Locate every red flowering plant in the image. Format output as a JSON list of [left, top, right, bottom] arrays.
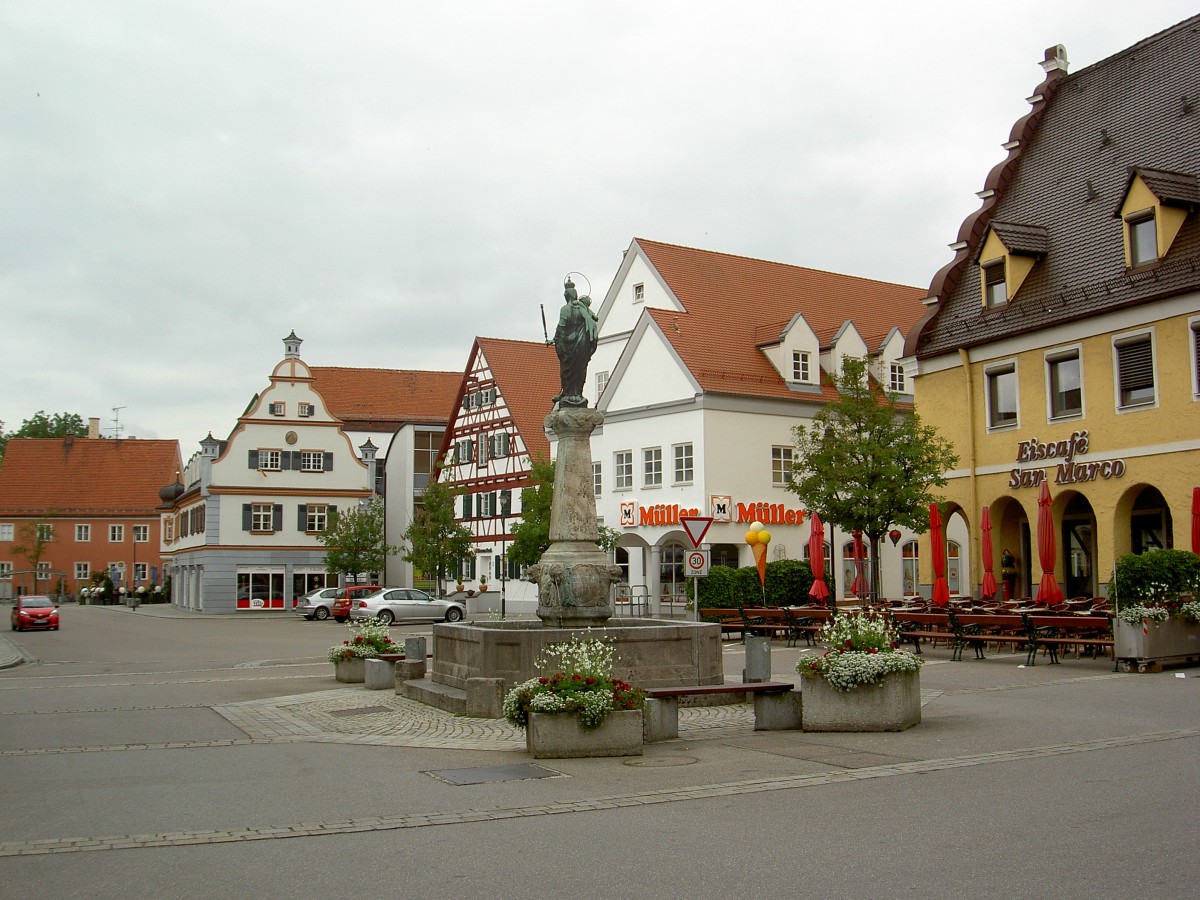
[[503, 631, 645, 730], [327, 617, 400, 664], [796, 609, 921, 692]]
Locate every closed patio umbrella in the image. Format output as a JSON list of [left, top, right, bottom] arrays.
[[1035, 480, 1064, 605], [1192, 487, 1199, 555], [980, 507, 998, 601], [849, 530, 867, 601], [930, 503, 950, 607], [807, 513, 831, 605]]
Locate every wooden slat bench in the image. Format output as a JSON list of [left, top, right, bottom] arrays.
[[698, 608, 745, 640], [643, 682, 800, 740]]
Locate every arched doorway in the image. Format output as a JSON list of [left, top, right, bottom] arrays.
[[1130, 486, 1173, 554], [1061, 492, 1098, 598], [659, 540, 688, 608]]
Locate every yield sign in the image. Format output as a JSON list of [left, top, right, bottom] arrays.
[[679, 515, 714, 549]]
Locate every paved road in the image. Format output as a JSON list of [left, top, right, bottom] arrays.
[[1, 603, 1197, 899]]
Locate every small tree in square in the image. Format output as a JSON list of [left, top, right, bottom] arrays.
[[318, 498, 397, 582], [402, 477, 473, 597]]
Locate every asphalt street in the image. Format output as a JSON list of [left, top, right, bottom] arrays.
[[1, 602, 1197, 900]]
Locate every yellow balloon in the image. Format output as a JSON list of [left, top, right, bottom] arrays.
[[758, 529, 771, 544], [744, 530, 759, 545]]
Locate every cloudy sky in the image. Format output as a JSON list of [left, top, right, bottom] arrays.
[[3, 1, 1195, 455]]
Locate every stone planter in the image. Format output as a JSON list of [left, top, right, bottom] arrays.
[[1114, 617, 1200, 670], [801, 669, 921, 732], [333, 657, 366, 683], [526, 709, 644, 758]]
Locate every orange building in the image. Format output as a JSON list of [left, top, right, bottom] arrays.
[[0, 436, 181, 598]]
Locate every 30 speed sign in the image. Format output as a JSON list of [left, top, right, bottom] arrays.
[[685, 549, 710, 577]]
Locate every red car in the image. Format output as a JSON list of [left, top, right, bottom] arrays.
[[329, 585, 381, 623], [11, 595, 60, 632]]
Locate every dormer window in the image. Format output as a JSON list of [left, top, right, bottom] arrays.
[[889, 363, 906, 394], [1117, 167, 1198, 269], [791, 350, 811, 382], [977, 222, 1048, 309], [633, 283, 645, 302]]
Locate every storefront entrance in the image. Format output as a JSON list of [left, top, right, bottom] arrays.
[[1061, 493, 1098, 599]]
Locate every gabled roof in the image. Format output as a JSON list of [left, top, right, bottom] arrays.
[[0, 438, 181, 516], [911, 15, 1200, 358], [474, 338, 559, 459], [309, 367, 461, 427], [631, 239, 925, 400], [985, 221, 1051, 257], [1121, 166, 1200, 209]]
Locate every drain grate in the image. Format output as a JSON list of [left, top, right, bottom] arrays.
[[327, 706, 392, 718], [425, 764, 565, 785]]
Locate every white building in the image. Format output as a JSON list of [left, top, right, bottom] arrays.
[[578, 238, 966, 611]]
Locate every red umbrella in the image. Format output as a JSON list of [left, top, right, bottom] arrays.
[[1191, 487, 1200, 555], [930, 503, 950, 607], [849, 531, 867, 600], [980, 507, 998, 601], [1035, 480, 1063, 605], [807, 513, 831, 604]]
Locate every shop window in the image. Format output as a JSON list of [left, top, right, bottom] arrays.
[[986, 364, 1018, 429], [1115, 333, 1155, 409], [771, 447, 792, 486], [1047, 349, 1083, 419]]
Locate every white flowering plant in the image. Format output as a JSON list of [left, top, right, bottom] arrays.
[[1179, 599, 1200, 625], [503, 631, 644, 730], [796, 609, 922, 692], [1114, 605, 1171, 626], [327, 617, 400, 663]]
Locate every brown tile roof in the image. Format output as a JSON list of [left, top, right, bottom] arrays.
[[474, 338, 559, 458], [310, 367, 461, 426], [0, 438, 182, 516], [912, 15, 1200, 358], [986, 221, 1050, 257], [634, 238, 926, 400]]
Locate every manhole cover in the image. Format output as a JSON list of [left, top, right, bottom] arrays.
[[623, 756, 698, 767], [327, 706, 392, 717], [425, 764, 566, 785]]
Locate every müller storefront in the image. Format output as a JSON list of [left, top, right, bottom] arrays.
[[608, 493, 934, 613]]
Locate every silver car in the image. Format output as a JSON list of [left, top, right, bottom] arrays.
[[350, 588, 466, 625], [295, 587, 341, 621]]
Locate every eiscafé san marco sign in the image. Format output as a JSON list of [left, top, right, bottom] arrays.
[[1008, 430, 1126, 488], [619, 495, 808, 528]]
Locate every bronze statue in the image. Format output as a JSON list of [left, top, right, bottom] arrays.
[[552, 276, 598, 406]]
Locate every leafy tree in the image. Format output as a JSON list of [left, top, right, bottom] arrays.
[[0, 411, 86, 462], [508, 456, 555, 568], [788, 357, 958, 601], [1110, 549, 1200, 607], [402, 478, 473, 596], [11, 520, 52, 594], [318, 498, 398, 582]]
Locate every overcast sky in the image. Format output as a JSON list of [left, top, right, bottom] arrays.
[[3, 2, 1195, 456]]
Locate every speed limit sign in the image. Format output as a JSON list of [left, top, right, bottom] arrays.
[[685, 549, 710, 577]]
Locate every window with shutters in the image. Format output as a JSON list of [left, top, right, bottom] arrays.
[[306, 504, 329, 532], [300, 450, 324, 472], [455, 439, 474, 464], [298, 403, 314, 417], [490, 433, 510, 458], [258, 449, 282, 471], [251, 504, 274, 532], [479, 492, 497, 517], [269, 402, 285, 416], [1115, 332, 1156, 409]]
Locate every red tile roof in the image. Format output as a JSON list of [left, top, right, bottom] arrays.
[[475, 338, 559, 458], [635, 239, 926, 400], [0, 438, 182, 516], [310, 367, 461, 426]]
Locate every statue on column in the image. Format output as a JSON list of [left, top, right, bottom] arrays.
[[551, 276, 598, 407]]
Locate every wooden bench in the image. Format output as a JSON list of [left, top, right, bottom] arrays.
[[1020, 612, 1114, 665], [643, 682, 800, 740], [699, 608, 745, 640], [889, 611, 959, 655]]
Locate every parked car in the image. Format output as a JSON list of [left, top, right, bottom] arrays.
[[295, 587, 343, 621], [350, 588, 466, 625], [11, 595, 60, 632], [329, 585, 382, 623]]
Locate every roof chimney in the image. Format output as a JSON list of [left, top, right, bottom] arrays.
[[88, 417, 101, 439]]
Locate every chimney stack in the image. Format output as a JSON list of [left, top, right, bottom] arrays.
[[88, 417, 101, 439]]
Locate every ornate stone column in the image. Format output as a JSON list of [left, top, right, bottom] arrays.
[[529, 406, 621, 627]]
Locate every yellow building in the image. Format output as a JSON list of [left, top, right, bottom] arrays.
[[907, 17, 1200, 601]]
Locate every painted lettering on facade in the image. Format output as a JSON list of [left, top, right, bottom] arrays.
[[1007, 430, 1126, 488], [735, 502, 806, 526], [638, 504, 701, 526]]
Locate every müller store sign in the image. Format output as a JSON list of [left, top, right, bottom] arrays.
[[1008, 430, 1127, 488], [619, 495, 808, 528]]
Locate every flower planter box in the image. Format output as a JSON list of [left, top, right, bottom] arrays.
[[526, 709, 643, 759], [801, 669, 921, 732], [333, 658, 366, 683], [1114, 618, 1200, 670]]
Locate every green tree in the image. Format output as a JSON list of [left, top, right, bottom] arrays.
[[11, 520, 53, 595], [508, 456, 555, 568], [0, 411, 86, 462], [318, 498, 398, 582], [402, 478, 473, 597], [788, 357, 958, 601]]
